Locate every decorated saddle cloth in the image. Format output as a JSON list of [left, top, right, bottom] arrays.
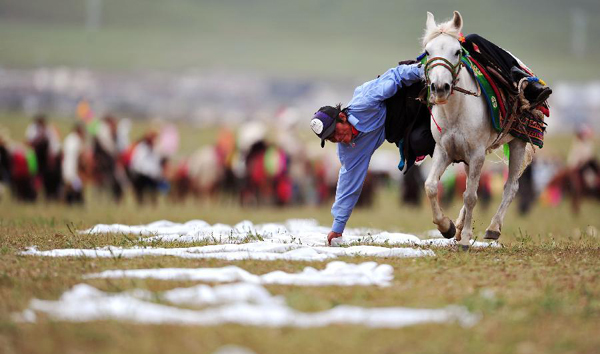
[[460, 52, 546, 148], [420, 49, 547, 148]]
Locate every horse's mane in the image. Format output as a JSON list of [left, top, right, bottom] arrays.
[[421, 17, 461, 48]]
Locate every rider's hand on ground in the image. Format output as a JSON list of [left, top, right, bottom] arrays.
[[327, 231, 342, 246]]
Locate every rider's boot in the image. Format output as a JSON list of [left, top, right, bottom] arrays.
[[511, 66, 552, 105]]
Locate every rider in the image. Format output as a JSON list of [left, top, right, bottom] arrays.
[[310, 63, 434, 245]]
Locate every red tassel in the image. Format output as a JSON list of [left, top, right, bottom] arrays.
[[427, 105, 442, 133], [537, 105, 550, 117]]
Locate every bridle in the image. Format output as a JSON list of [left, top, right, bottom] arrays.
[[425, 56, 463, 91], [420, 38, 482, 134], [423, 46, 481, 98]]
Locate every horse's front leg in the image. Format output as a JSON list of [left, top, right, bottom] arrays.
[[424, 148, 454, 238], [458, 151, 486, 249], [485, 139, 529, 240], [455, 164, 469, 242]]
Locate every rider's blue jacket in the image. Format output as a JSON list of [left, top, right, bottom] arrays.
[[331, 63, 424, 233]]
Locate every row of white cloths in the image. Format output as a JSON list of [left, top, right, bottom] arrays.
[[80, 218, 499, 248], [14, 262, 480, 328], [21, 242, 434, 261], [84, 261, 395, 287]]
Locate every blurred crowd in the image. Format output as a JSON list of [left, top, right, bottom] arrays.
[[0, 114, 342, 207], [0, 114, 598, 214]]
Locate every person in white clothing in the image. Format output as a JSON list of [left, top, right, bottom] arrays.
[[130, 130, 164, 204], [62, 124, 86, 204]]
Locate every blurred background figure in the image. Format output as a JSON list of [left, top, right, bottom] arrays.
[[25, 114, 62, 200], [93, 115, 124, 202], [233, 121, 293, 207], [129, 129, 165, 205], [0, 128, 11, 200], [186, 144, 225, 201], [276, 108, 309, 206], [62, 123, 87, 204], [565, 125, 600, 213], [9, 142, 37, 202], [517, 159, 538, 215], [401, 166, 424, 207], [439, 164, 458, 207], [214, 126, 238, 199], [478, 169, 492, 211], [116, 118, 132, 154], [568, 125, 596, 170]]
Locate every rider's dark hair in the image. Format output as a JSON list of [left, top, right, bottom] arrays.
[[335, 103, 348, 122]]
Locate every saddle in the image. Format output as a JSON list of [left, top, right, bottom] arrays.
[[460, 49, 548, 148]]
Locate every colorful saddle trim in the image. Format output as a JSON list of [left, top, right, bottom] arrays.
[[461, 55, 505, 132]]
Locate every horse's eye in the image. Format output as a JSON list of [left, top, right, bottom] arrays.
[[455, 50, 461, 56]]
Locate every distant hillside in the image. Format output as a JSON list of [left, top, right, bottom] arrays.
[[0, 0, 598, 82]]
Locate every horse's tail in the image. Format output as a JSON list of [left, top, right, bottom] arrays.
[[518, 143, 534, 178]]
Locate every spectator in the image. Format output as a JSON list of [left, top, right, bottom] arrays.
[[25, 114, 62, 200], [401, 165, 424, 206], [10, 143, 37, 202], [0, 128, 11, 200], [130, 130, 164, 204], [62, 123, 87, 204], [93, 115, 124, 202]]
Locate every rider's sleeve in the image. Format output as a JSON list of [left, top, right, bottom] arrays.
[[375, 63, 424, 101]]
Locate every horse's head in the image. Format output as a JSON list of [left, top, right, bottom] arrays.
[[422, 11, 463, 105]]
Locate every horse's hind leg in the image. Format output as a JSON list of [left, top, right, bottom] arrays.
[[457, 152, 486, 248], [425, 148, 454, 237], [485, 139, 529, 240]]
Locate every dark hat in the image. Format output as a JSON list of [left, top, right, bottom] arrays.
[[310, 106, 340, 148]]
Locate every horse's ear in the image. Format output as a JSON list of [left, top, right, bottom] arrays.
[[426, 12, 436, 30], [452, 11, 463, 32]]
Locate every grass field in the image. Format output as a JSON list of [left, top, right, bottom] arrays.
[[0, 184, 599, 353]]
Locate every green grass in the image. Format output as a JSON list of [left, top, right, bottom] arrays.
[[0, 187, 599, 353]]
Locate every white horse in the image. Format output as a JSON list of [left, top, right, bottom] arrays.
[[422, 11, 533, 249]]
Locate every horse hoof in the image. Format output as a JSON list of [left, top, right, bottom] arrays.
[[455, 228, 462, 242], [441, 221, 456, 239], [484, 230, 501, 240], [459, 244, 470, 252]]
